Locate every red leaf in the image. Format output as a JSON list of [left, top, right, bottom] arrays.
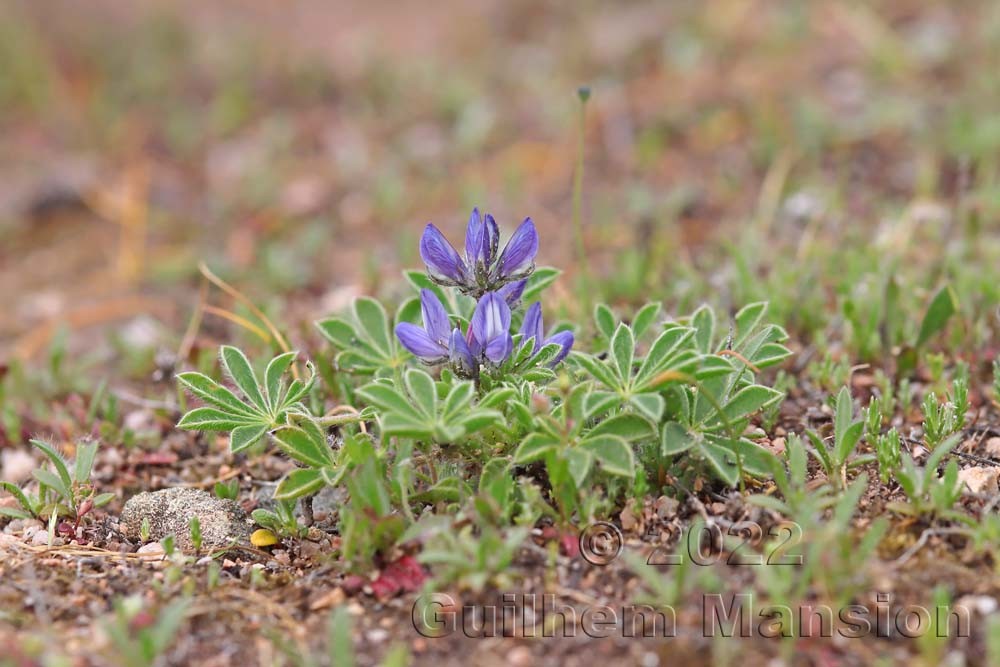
[[370, 555, 426, 600]]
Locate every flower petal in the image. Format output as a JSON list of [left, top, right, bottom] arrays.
[[497, 279, 527, 308], [544, 330, 574, 366], [497, 218, 538, 279], [419, 289, 451, 345], [519, 301, 544, 352], [449, 328, 475, 376], [471, 292, 511, 343], [484, 332, 513, 364], [464, 208, 485, 266], [483, 213, 500, 266], [420, 223, 467, 284], [395, 322, 447, 361]]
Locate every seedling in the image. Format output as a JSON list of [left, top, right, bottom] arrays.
[[0, 439, 114, 524], [805, 387, 874, 490]]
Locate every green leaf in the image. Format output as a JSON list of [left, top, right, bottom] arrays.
[[634, 326, 695, 388], [836, 422, 864, 464], [564, 449, 593, 487], [30, 440, 72, 492], [274, 468, 325, 500], [691, 305, 716, 353], [479, 387, 517, 410], [223, 423, 263, 454], [521, 267, 561, 304], [0, 507, 31, 519], [834, 387, 855, 453], [583, 391, 620, 420], [916, 285, 958, 348], [726, 437, 779, 477], [458, 409, 503, 435], [579, 435, 635, 477], [514, 433, 559, 463], [404, 368, 437, 418], [33, 469, 70, 500], [74, 441, 99, 484], [320, 466, 345, 487], [631, 302, 662, 339], [263, 351, 298, 411], [220, 346, 267, 411], [315, 317, 356, 349], [610, 323, 635, 383], [734, 302, 767, 346], [442, 381, 475, 419], [698, 442, 740, 487], [274, 422, 335, 468], [354, 297, 392, 355], [594, 304, 615, 340], [629, 393, 665, 421], [571, 352, 619, 389], [177, 407, 253, 431], [176, 372, 258, 418], [722, 385, 783, 421], [661, 422, 696, 456], [380, 414, 434, 440], [92, 492, 116, 507], [0, 481, 34, 515], [585, 413, 656, 442], [357, 383, 422, 420]]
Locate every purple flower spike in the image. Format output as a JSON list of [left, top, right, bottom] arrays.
[[497, 279, 527, 308], [517, 301, 574, 367], [395, 289, 452, 363], [420, 224, 467, 286], [419, 209, 537, 296], [469, 292, 513, 364], [497, 218, 538, 280]]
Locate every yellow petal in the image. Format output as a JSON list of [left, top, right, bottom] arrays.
[[251, 529, 279, 547]]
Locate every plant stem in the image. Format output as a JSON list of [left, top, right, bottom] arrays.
[[572, 87, 591, 311]]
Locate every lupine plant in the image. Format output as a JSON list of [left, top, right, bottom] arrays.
[[176, 207, 792, 566]]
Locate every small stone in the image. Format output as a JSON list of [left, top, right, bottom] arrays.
[[366, 628, 389, 643], [654, 496, 679, 519], [958, 467, 1000, 494], [507, 646, 533, 667], [1, 449, 36, 484], [137, 542, 166, 560], [985, 438, 1000, 458], [120, 487, 251, 551], [31, 530, 53, 546], [956, 595, 998, 615], [620, 499, 640, 532]]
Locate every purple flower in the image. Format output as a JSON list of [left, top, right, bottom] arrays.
[[519, 302, 574, 366], [418, 209, 538, 296], [395, 289, 453, 363], [468, 292, 513, 364]]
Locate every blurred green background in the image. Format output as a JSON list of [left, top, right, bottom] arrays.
[[2, 0, 1000, 367]]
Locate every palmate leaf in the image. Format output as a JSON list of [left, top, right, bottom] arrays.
[[177, 347, 315, 454], [316, 297, 403, 376], [359, 370, 503, 445]]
